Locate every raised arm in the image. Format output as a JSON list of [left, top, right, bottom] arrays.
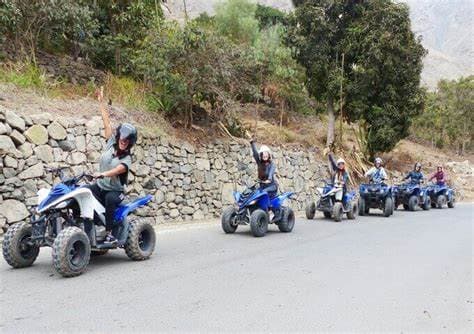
[[328, 153, 337, 172], [250, 140, 260, 163], [97, 87, 112, 140]]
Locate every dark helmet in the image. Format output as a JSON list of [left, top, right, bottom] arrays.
[[115, 123, 137, 151]]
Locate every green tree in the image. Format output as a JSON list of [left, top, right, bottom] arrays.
[[214, 0, 260, 45], [289, 0, 426, 157], [343, 0, 426, 157], [412, 76, 474, 154]]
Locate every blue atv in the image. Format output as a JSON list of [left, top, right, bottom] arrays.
[[393, 182, 431, 211], [2, 167, 156, 277], [305, 180, 358, 222], [426, 183, 455, 209], [221, 182, 295, 237], [358, 183, 394, 217]]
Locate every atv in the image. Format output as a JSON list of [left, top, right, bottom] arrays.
[[305, 180, 358, 222], [393, 182, 431, 211], [2, 167, 156, 277], [221, 181, 295, 237], [358, 182, 394, 217], [426, 183, 455, 209]]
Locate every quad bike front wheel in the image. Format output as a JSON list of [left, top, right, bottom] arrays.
[[422, 197, 431, 211], [358, 197, 366, 216], [346, 201, 357, 220], [408, 196, 419, 211], [125, 220, 156, 261], [448, 197, 455, 208], [383, 197, 393, 217], [52, 227, 91, 277], [278, 207, 295, 232], [2, 222, 40, 268], [250, 209, 269, 237], [333, 202, 344, 222], [221, 206, 238, 233], [436, 195, 447, 209], [305, 201, 316, 220]]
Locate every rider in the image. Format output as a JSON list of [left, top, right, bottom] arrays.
[[404, 162, 424, 185], [328, 153, 349, 202], [250, 139, 278, 198], [365, 157, 387, 184], [428, 165, 447, 186], [90, 89, 137, 243]]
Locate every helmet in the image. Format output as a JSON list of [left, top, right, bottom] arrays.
[[115, 123, 137, 151], [336, 158, 346, 165], [374, 157, 383, 165], [258, 145, 272, 159]]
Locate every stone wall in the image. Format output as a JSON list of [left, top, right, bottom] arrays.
[[0, 107, 326, 234]]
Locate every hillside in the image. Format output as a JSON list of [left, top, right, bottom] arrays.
[[162, 0, 474, 89]]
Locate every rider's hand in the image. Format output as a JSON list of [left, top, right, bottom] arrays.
[[93, 172, 104, 179], [323, 147, 330, 156]]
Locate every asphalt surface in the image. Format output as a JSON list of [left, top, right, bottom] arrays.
[[1, 203, 472, 333]]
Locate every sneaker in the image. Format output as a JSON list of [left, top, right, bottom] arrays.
[[105, 233, 117, 244]]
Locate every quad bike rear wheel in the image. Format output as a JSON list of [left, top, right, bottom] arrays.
[[436, 195, 447, 209], [333, 202, 343, 222], [346, 201, 357, 220], [358, 197, 366, 216], [250, 209, 269, 237], [305, 201, 316, 220], [278, 207, 295, 232], [221, 206, 238, 233], [383, 197, 393, 217], [125, 220, 156, 261], [52, 227, 90, 277], [408, 196, 419, 211], [422, 197, 431, 211], [2, 222, 40, 268]]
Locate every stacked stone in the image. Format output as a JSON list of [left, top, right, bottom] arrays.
[[0, 106, 326, 234]]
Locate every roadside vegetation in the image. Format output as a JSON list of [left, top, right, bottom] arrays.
[[0, 0, 472, 158]]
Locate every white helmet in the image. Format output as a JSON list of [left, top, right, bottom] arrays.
[[336, 158, 345, 165], [375, 157, 383, 165], [258, 145, 272, 157]]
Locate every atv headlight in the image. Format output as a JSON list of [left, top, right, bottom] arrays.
[[420, 191, 423, 196], [248, 200, 257, 205]]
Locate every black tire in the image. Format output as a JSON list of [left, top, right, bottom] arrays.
[[125, 220, 156, 261], [408, 195, 418, 211], [278, 207, 295, 232], [347, 201, 357, 220], [422, 197, 431, 211], [91, 249, 109, 256], [436, 195, 447, 209], [358, 197, 366, 216], [383, 197, 393, 217], [52, 227, 91, 277], [250, 209, 268, 237], [448, 197, 455, 208], [323, 211, 332, 219], [333, 202, 343, 222], [2, 222, 40, 268], [403, 204, 409, 211], [305, 201, 316, 220], [390, 198, 395, 215], [221, 206, 238, 233]]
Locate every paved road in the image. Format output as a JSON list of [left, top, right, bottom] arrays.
[[1, 204, 472, 332]]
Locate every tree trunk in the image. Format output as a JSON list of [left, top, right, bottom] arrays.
[[326, 95, 335, 148]]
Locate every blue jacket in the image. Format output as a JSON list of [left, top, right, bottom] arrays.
[[405, 171, 424, 184]]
